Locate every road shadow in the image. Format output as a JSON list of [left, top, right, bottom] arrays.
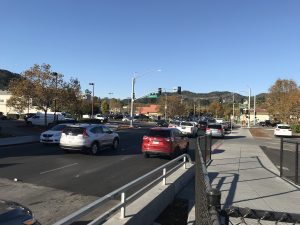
[[212, 149, 225, 154], [224, 136, 246, 140]]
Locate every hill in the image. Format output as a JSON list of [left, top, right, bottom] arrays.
[[0, 69, 20, 90]]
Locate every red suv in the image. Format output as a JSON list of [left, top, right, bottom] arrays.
[[142, 128, 189, 158]]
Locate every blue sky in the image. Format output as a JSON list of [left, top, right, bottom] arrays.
[[1, 0, 300, 99]]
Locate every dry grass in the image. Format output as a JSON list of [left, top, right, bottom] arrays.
[[249, 128, 272, 138]]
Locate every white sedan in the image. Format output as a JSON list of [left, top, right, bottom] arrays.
[[274, 124, 293, 137], [40, 124, 72, 144]]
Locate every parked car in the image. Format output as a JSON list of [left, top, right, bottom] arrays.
[[40, 124, 73, 144], [274, 124, 293, 137], [156, 120, 169, 127], [23, 113, 36, 122], [177, 121, 198, 137], [142, 127, 189, 158], [93, 114, 108, 123], [206, 123, 224, 138], [198, 121, 208, 132], [0, 200, 40, 225], [168, 120, 181, 128], [122, 116, 136, 122], [0, 112, 7, 120], [27, 113, 66, 126], [59, 124, 119, 154]]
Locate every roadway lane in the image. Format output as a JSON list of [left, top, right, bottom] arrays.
[[0, 128, 212, 197]]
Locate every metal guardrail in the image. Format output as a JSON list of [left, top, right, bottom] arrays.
[[53, 153, 192, 225], [280, 137, 300, 184], [195, 134, 222, 225]]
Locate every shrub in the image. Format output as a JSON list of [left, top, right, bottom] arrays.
[[291, 124, 300, 134]]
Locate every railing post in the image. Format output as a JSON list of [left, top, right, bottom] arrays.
[[120, 192, 126, 219], [163, 168, 166, 185], [204, 135, 208, 165], [183, 156, 187, 169], [209, 134, 212, 161], [295, 143, 299, 184], [280, 137, 283, 177]]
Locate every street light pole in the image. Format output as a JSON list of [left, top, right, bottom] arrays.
[[89, 83, 95, 118], [52, 72, 58, 122], [130, 76, 135, 128], [164, 89, 167, 120], [248, 87, 251, 128]]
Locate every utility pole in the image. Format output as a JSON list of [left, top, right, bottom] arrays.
[[130, 76, 135, 127], [52, 72, 58, 122], [232, 92, 235, 131], [89, 83, 95, 118], [164, 90, 167, 120], [248, 88, 251, 128], [254, 94, 256, 126]]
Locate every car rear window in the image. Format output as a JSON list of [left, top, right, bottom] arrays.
[[148, 130, 171, 138], [51, 124, 67, 131], [63, 127, 84, 135], [181, 122, 193, 126], [208, 124, 222, 129], [278, 126, 290, 129]]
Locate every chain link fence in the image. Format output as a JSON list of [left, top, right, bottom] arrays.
[[195, 134, 221, 225]]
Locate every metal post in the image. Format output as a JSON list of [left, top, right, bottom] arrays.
[[280, 137, 283, 177], [120, 192, 126, 219], [204, 135, 208, 165], [130, 77, 135, 128], [183, 156, 187, 169], [163, 168, 166, 185], [295, 144, 299, 184]]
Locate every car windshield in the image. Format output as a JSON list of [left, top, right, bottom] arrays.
[[51, 124, 67, 131], [278, 126, 290, 129], [148, 130, 171, 138]]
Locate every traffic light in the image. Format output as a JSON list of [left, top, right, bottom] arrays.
[[158, 88, 162, 96], [177, 86, 181, 94]]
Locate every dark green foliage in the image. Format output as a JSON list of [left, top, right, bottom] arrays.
[[291, 124, 300, 133], [0, 69, 21, 90]]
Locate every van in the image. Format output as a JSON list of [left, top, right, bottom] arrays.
[[27, 113, 65, 126]]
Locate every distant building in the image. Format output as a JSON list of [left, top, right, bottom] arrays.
[[0, 90, 45, 115], [136, 104, 160, 116]]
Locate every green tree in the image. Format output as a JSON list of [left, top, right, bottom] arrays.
[[267, 79, 300, 123], [101, 100, 109, 114], [8, 64, 64, 126]]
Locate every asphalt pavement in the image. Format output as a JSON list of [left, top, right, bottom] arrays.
[[0, 126, 212, 224]]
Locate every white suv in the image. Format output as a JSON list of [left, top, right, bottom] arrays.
[[59, 124, 119, 155]]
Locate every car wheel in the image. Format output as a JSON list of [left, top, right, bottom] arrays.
[[112, 138, 119, 150], [143, 152, 149, 158], [90, 142, 99, 155], [63, 149, 70, 154], [27, 121, 32, 126]]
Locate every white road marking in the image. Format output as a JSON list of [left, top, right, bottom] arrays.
[[40, 163, 78, 175]]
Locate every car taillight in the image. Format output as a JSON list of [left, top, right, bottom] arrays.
[[143, 136, 149, 140], [289, 129, 292, 131], [218, 128, 222, 131], [83, 128, 89, 137], [206, 128, 211, 131], [276, 128, 280, 131]]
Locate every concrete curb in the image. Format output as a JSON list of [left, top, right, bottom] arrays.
[[104, 163, 195, 225]]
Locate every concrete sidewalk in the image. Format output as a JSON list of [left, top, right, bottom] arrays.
[[209, 127, 300, 213], [0, 135, 39, 147], [184, 127, 300, 224]]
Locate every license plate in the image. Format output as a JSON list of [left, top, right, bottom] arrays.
[[153, 141, 159, 144]]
